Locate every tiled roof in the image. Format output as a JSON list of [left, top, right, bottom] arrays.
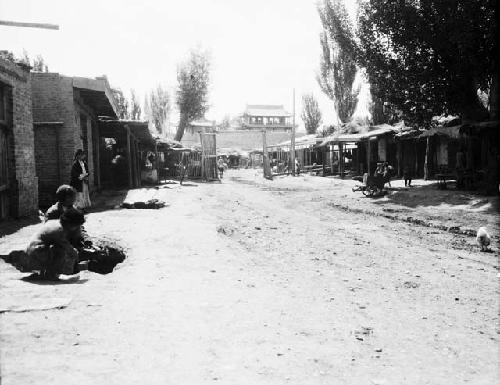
[[244, 105, 291, 117], [181, 130, 303, 151]]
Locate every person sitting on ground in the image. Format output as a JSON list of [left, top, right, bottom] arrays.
[[44, 185, 77, 222], [20, 208, 87, 280]]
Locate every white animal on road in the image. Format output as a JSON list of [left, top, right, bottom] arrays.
[[476, 227, 491, 251]]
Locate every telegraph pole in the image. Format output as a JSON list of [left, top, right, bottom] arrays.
[[290, 88, 296, 176]]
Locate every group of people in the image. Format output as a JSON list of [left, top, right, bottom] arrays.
[[12, 149, 93, 280], [16, 185, 88, 280]]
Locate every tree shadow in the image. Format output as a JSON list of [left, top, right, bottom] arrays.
[[371, 181, 497, 210], [88, 189, 129, 214], [0, 216, 42, 238]]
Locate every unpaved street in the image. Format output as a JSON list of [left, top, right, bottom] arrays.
[[1, 170, 498, 385]]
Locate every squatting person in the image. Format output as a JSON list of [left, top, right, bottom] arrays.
[[44, 184, 77, 221], [19, 208, 87, 280]]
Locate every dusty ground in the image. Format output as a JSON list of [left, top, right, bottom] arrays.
[[0, 169, 498, 385]]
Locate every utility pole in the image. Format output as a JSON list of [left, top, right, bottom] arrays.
[[290, 88, 296, 176]]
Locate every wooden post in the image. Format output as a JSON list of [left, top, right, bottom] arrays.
[[199, 132, 206, 181], [95, 125, 101, 190], [414, 140, 419, 178], [322, 146, 326, 176], [126, 125, 133, 188], [154, 141, 159, 184], [135, 140, 141, 187], [396, 140, 402, 177], [366, 140, 372, 176], [290, 88, 296, 176], [424, 136, 431, 180], [262, 129, 272, 179], [338, 142, 344, 178]]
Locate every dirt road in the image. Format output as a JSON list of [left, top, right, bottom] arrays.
[[1, 170, 498, 384]]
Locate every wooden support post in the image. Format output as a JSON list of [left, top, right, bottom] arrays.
[[396, 140, 402, 177], [366, 140, 372, 176], [135, 141, 141, 187], [338, 142, 344, 178], [262, 129, 272, 179], [95, 125, 101, 190], [126, 125, 133, 188], [199, 132, 206, 181], [424, 136, 431, 180], [414, 140, 419, 178], [154, 141, 159, 184], [290, 88, 296, 176]]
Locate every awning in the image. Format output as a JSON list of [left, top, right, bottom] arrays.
[[99, 119, 154, 147], [320, 124, 399, 146], [419, 125, 462, 139], [268, 134, 322, 150], [73, 77, 118, 118]]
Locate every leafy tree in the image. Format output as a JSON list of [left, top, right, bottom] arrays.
[[319, 124, 338, 137], [218, 115, 231, 130], [357, 0, 496, 124], [317, 0, 358, 123], [20, 49, 30, 66], [111, 88, 129, 119], [32, 54, 49, 72], [148, 85, 170, 134], [174, 48, 211, 141], [0, 50, 15, 62], [129, 89, 142, 120], [301, 94, 323, 134]]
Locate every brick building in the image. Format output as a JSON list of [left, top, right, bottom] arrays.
[[0, 57, 38, 219], [31, 73, 118, 207]]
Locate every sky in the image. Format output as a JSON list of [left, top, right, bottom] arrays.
[[0, 0, 358, 129]]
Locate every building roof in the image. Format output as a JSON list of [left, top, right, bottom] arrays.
[[99, 119, 154, 147], [189, 118, 215, 128], [181, 129, 295, 151], [320, 124, 400, 145], [73, 76, 118, 118], [244, 105, 291, 117], [269, 134, 322, 149]]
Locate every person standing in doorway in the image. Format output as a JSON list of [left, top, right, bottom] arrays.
[[70, 149, 91, 211]]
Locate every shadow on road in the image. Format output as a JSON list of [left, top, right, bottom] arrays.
[[372, 182, 496, 210]]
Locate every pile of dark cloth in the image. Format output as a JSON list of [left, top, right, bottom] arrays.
[[121, 199, 166, 209]]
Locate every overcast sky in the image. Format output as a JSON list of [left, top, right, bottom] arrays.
[[1, 0, 358, 128]]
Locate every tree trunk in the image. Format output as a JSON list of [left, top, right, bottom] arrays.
[[174, 114, 188, 142]]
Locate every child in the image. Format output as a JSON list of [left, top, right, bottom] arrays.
[[21, 208, 86, 280], [45, 184, 77, 221]]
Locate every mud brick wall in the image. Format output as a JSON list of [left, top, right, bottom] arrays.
[[0, 58, 38, 217], [31, 74, 99, 204], [31, 73, 77, 194]]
